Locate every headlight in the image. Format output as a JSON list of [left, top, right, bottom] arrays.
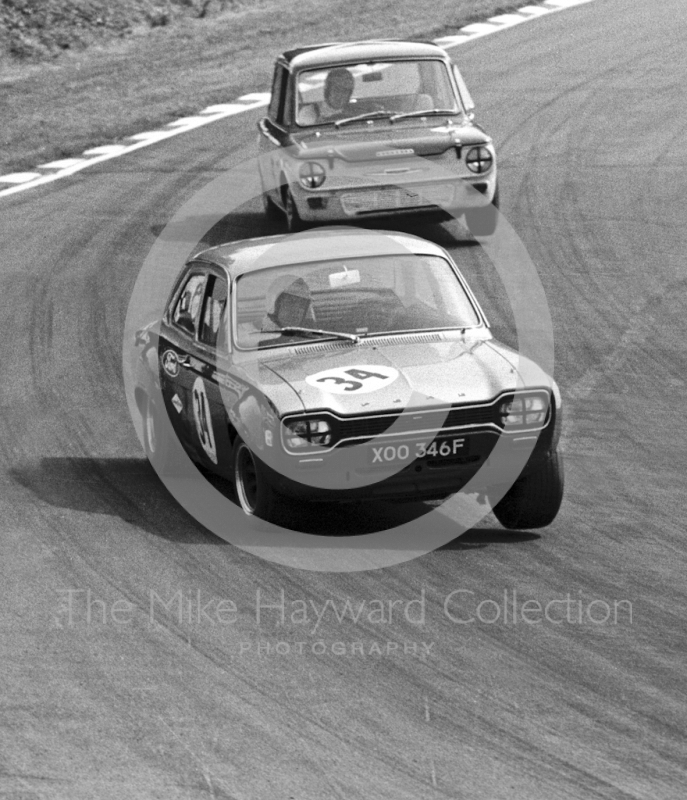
[[299, 161, 326, 189], [498, 394, 549, 428], [284, 418, 332, 448], [465, 146, 493, 174]]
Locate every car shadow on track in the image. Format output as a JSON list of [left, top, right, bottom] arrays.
[[10, 457, 222, 544], [11, 457, 540, 549], [438, 529, 541, 550], [200, 468, 456, 537], [150, 207, 480, 252], [201, 470, 541, 547]]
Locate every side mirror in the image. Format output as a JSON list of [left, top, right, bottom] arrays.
[[452, 64, 475, 114]]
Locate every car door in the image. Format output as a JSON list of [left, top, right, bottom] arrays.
[[158, 269, 208, 452], [183, 269, 235, 473]]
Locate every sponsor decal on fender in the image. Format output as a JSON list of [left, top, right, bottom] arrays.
[[161, 349, 180, 378]]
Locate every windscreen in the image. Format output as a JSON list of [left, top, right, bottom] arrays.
[[295, 60, 459, 126], [234, 254, 481, 349]]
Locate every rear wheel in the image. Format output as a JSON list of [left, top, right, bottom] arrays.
[[232, 437, 283, 523], [465, 182, 500, 236], [490, 448, 564, 529]]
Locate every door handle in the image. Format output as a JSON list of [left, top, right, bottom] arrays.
[[177, 354, 192, 367]]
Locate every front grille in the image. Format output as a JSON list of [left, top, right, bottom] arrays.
[[282, 390, 552, 454], [336, 403, 498, 446]]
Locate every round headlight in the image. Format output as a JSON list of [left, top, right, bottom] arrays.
[[465, 146, 493, 174], [299, 161, 326, 189]]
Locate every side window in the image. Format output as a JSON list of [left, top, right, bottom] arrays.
[[281, 71, 294, 126], [452, 63, 474, 112], [173, 273, 206, 336], [198, 274, 229, 349], [268, 64, 287, 121]]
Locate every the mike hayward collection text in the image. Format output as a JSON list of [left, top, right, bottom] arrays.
[[54, 587, 633, 630]]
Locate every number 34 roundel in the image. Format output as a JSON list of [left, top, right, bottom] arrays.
[[305, 365, 399, 395]]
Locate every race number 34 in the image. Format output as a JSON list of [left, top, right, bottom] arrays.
[[305, 365, 399, 395]]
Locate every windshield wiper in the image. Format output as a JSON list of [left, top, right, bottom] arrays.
[[263, 326, 361, 344], [389, 108, 458, 122], [334, 110, 395, 128]]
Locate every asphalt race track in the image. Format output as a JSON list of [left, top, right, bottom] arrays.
[[1, 0, 686, 797]]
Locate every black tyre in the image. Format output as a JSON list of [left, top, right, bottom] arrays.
[[262, 190, 281, 221], [490, 448, 564, 530], [465, 182, 500, 237], [283, 187, 306, 233], [232, 437, 283, 523]]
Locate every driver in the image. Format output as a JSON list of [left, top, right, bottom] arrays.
[[300, 67, 356, 124], [260, 275, 317, 344]]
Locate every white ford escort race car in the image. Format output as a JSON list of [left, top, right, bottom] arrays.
[[134, 229, 563, 528]]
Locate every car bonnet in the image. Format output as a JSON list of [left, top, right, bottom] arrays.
[[260, 336, 523, 416], [290, 121, 490, 161]]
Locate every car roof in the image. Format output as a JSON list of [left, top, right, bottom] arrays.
[[280, 40, 449, 70], [193, 230, 448, 278]]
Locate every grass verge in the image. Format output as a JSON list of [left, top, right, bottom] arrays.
[[1, 0, 531, 174]]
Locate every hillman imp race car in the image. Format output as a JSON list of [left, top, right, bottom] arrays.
[[134, 229, 563, 529], [257, 40, 499, 235]]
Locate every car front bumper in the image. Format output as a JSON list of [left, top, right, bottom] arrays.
[[291, 172, 498, 223], [265, 424, 555, 504]]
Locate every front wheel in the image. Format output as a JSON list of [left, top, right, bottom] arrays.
[[465, 182, 500, 237], [232, 437, 283, 523], [283, 187, 306, 233], [489, 448, 564, 530], [262, 190, 280, 221]]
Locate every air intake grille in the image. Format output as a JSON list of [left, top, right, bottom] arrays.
[[336, 403, 499, 445]]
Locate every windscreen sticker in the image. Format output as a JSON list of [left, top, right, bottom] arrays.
[[328, 266, 361, 288], [305, 365, 399, 395]]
